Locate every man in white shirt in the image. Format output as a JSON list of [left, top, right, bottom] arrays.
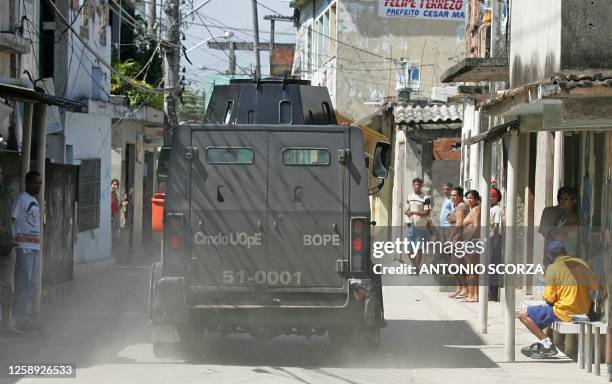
[[11, 171, 42, 331], [404, 178, 431, 271]]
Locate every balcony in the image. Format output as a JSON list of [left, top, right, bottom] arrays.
[[441, 57, 509, 83], [0, 32, 31, 54]]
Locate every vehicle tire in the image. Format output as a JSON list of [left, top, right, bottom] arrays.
[[148, 262, 162, 320], [176, 322, 201, 358], [153, 341, 177, 358]]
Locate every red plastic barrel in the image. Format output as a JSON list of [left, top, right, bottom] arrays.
[[151, 193, 165, 232]]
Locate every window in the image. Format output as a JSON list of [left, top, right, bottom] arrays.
[[330, 5, 337, 56], [312, 3, 337, 69], [279, 100, 292, 124], [224, 101, 234, 124], [80, 3, 91, 40], [91, 66, 101, 100], [206, 147, 254, 164], [305, 23, 313, 72], [78, 158, 101, 232], [322, 102, 332, 123], [282, 148, 330, 166], [316, 20, 324, 67]]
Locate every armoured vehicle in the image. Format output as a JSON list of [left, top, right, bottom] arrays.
[[149, 79, 391, 354]]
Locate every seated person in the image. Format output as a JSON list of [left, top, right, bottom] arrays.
[[518, 240, 603, 359]]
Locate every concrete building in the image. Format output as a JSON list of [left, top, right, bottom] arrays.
[[110, 96, 164, 262], [291, 0, 466, 233], [0, 0, 34, 149], [40, 1, 165, 267], [39, 0, 114, 267], [442, 0, 611, 365]]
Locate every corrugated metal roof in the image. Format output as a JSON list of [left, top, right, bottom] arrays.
[[552, 71, 612, 90], [478, 70, 612, 109], [394, 103, 463, 124]]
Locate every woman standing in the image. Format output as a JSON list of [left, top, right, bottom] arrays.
[[488, 187, 503, 301], [448, 187, 469, 299], [462, 190, 481, 302]]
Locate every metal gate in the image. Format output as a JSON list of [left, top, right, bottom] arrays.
[[42, 163, 78, 293]]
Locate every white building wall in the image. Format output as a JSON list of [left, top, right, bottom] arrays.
[[509, 0, 561, 87], [64, 111, 112, 264], [461, 101, 480, 190], [65, 1, 112, 102], [60, 2, 113, 264], [293, 0, 465, 122]]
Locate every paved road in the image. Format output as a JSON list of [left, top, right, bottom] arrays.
[[0, 266, 603, 384]]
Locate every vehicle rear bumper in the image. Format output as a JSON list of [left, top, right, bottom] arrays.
[[155, 276, 383, 329]]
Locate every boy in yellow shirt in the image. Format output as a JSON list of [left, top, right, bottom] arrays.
[[518, 240, 602, 359]]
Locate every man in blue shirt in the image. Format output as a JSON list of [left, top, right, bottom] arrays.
[[439, 183, 453, 228]]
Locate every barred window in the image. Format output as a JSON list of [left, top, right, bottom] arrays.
[[78, 158, 100, 232]]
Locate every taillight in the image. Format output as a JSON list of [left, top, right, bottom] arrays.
[[353, 288, 366, 301], [169, 235, 182, 249], [350, 217, 368, 272]]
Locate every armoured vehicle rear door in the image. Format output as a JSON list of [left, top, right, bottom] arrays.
[[189, 129, 267, 286], [266, 129, 346, 288]]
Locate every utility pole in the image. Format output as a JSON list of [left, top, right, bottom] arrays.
[[229, 42, 236, 75], [118, 0, 122, 62], [163, 0, 181, 145], [251, 0, 261, 78]]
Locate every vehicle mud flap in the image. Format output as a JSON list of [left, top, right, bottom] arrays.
[[327, 280, 382, 348], [149, 262, 162, 321], [349, 279, 377, 327]]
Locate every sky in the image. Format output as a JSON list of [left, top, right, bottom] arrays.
[[180, 0, 296, 91]]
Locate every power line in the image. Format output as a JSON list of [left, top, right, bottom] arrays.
[[256, 1, 283, 17], [67, 41, 87, 98], [71, 45, 113, 102], [44, 0, 177, 95], [310, 27, 395, 63], [184, 20, 295, 37], [194, 12, 252, 75]]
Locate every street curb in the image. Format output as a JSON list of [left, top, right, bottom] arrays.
[[73, 257, 115, 278]]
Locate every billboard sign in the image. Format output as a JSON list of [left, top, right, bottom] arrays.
[[379, 0, 466, 21]]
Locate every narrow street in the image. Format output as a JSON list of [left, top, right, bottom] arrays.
[[0, 265, 603, 384]]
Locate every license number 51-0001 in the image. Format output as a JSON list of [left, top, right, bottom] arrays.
[[223, 270, 302, 285]]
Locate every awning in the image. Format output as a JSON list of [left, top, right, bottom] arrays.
[[475, 71, 612, 132], [441, 57, 509, 83], [462, 118, 520, 146], [0, 83, 84, 111]]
